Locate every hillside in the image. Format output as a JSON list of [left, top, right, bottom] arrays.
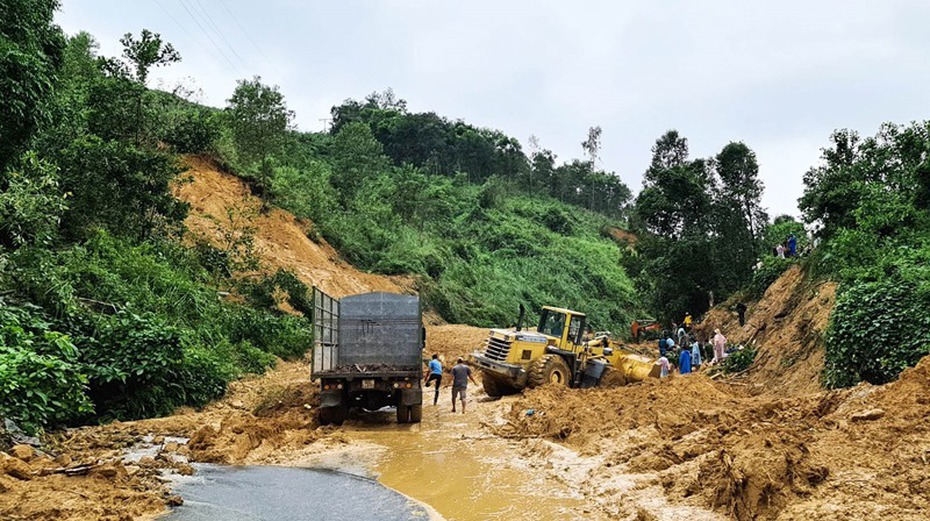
[[697, 264, 837, 394], [175, 157, 410, 299]]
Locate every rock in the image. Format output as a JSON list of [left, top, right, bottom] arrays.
[[163, 442, 180, 452], [90, 462, 128, 481], [231, 400, 246, 409], [176, 445, 191, 456], [0, 475, 15, 492], [851, 408, 886, 422], [125, 464, 142, 477], [175, 463, 195, 476], [1, 453, 33, 480], [11, 444, 34, 462], [138, 456, 157, 467], [54, 454, 73, 467], [166, 495, 184, 507], [152, 435, 165, 445]]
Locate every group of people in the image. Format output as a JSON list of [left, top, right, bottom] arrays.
[[424, 354, 476, 413], [774, 233, 798, 259], [656, 322, 728, 378]]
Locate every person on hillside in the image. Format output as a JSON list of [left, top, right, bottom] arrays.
[[684, 313, 693, 330], [658, 355, 670, 378], [676, 325, 686, 343], [665, 334, 676, 358], [423, 353, 443, 406], [788, 233, 797, 257], [658, 334, 668, 358], [678, 347, 692, 375], [735, 302, 748, 327], [451, 357, 477, 414], [712, 329, 727, 364], [776, 243, 786, 259], [691, 339, 702, 371]]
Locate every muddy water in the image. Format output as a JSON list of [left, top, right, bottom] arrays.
[[331, 399, 592, 521]]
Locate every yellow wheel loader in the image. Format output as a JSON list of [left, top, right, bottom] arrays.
[[470, 305, 658, 396]]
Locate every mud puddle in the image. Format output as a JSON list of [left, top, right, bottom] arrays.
[[299, 399, 594, 521]]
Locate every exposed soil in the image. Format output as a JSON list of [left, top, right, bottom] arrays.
[[697, 264, 837, 395]]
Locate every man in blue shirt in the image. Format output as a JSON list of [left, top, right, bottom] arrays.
[[679, 347, 692, 375], [424, 354, 443, 405]]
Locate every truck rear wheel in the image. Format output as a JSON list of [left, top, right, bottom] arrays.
[[409, 404, 422, 423], [320, 405, 348, 426], [396, 404, 410, 424], [527, 354, 571, 388]]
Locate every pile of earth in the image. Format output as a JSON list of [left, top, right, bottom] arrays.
[[697, 264, 837, 395], [498, 355, 930, 520]]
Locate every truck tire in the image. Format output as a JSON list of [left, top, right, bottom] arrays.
[[409, 404, 422, 423], [527, 354, 571, 388], [396, 404, 410, 424], [320, 405, 348, 426], [482, 374, 517, 397]]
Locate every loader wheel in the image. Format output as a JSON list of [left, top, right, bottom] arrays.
[[527, 355, 571, 388], [481, 374, 518, 397]]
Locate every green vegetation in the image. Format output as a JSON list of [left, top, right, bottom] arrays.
[[798, 123, 930, 387], [0, 11, 309, 433]]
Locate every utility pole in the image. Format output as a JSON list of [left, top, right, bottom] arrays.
[[319, 118, 332, 132]]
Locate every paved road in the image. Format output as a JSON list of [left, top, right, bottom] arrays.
[[166, 464, 431, 521]]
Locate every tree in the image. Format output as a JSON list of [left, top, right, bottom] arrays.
[[105, 29, 180, 85], [330, 122, 389, 200], [581, 126, 602, 164], [226, 76, 294, 191], [0, 0, 66, 169]]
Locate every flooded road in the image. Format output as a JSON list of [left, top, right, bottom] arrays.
[[166, 464, 431, 521], [298, 397, 594, 521]]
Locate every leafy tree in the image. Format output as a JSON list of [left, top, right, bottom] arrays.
[[226, 76, 294, 191], [581, 125, 602, 163], [58, 136, 187, 240], [0, 0, 65, 169], [330, 122, 389, 199], [0, 151, 67, 248], [111, 29, 180, 85]]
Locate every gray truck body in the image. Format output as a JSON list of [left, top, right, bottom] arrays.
[[311, 289, 423, 424]]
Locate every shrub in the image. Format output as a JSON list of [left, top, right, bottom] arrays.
[[163, 107, 221, 154], [0, 304, 92, 432], [824, 278, 930, 388], [721, 346, 757, 374], [749, 256, 795, 297]]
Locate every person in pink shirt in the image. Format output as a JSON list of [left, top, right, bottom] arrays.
[[712, 329, 727, 364], [658, 355, 670, 378]]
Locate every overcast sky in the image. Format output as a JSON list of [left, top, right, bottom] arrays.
[[56, 0, 930, 217]]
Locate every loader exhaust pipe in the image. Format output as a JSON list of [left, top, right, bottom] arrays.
[[516, 304, 526, 332]]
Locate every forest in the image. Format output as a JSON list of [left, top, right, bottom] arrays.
[[2, 0, 929, 434]]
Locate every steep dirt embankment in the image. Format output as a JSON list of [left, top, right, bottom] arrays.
[[697, 264, 837, 394], [174, 156, 410, 299]]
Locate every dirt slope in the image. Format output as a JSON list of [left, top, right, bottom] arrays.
[[174, 156, 410, 299], [697, 264, 837, 395]]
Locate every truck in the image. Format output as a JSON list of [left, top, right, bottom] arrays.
[[471, 304, 658, 396], [310, 288, 424, 425]]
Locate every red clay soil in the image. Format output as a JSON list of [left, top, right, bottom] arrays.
[[697, 264, 837, 395], [173, 156, 411, 299]]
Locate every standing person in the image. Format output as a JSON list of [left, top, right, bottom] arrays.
[[658, 334, 668, 358], [684, 313, 693, 331], [712, 329, 727, 364], [678, 347, 692, 375], [776, 243, 786, 259], [691, 339, 702, 371], [788, 233, 797, 257], [451, 358, 477, 414], [658, 354, 670, 378], [676, 324, 686, 344], [423, 354, 443, 406], [735, 302, 748, 327]]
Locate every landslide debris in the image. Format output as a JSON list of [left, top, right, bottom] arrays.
[[499, 354, 930, 520], [698, 264, 837, 394]]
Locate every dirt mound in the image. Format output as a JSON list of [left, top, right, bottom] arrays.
[[174, 156, 411, 299], [698, 264, 837, 395], [426, 324, 488, 362]]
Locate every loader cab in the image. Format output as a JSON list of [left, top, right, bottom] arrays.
[[537, 306, 586, 351]]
